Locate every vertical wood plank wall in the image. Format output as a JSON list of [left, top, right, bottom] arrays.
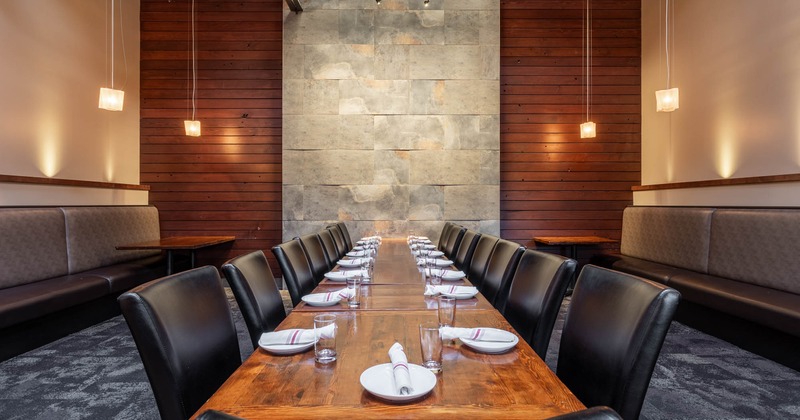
[[139, 0, 640, 274], [139, 0, 283, 273], [500, 0, 640, 260]]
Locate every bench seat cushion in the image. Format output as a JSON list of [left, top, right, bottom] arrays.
[[668, 273, 800, 337], [0, 275, 109, 329], [82, 255, 167, 293]]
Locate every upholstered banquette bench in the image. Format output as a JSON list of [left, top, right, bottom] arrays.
[[0, 206, 167, 360], [592, 206, 800, 370]]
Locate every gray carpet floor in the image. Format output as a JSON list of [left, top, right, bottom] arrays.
[[1, 293, 799, 419]]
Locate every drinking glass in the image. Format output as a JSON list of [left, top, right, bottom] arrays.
[[361, 258, 373, 282], [314, 314, 337, 364], [437, 296, 456, 327], [346, 276, 362, 308], [419, 321, 442, 373]]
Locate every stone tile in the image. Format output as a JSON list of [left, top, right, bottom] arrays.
[[441, 115, 499, 150], [284, 150, 375, 185], [340, 185, 410, 220], [304, 79, 340, 114], [407, 221, 445, 241], [283, 185, 304, 221], [479, 219, 501, 236], [284, 10, 340, 45], [375, 45, 410, 80], [340, 0, 379, 9], [283, 44, 305, 78], [282, 221, 328, 243], [374, 115, 445, 150], [338, 115, 375, 150], [479, 10, 500, 45], [409, 150, 484, 185], [282, 150, 306, 185], [305, 44, 375, 80], [339, 79, 409, 114], [444, 185, 499, 220], [444, 80, 499, 114], [409, 45, 481, 79], [348, 220, 410, 240], [283, 79, 304, 115], [409, 0, 444, 10], [443, 0, 498, 10], [297, 0, 339, 11], [409, 185, 444, 220], [340, 10, 375, 44], [283, 115, 340, 150], [374, 150, 411, 184], [479, 115, 500, 149], [303, 186, 342, 220], [481, 45, 500, 80], [409, 80, 446, 115], [375, 11, 445, 45], [480, 150, 500, 185], [445, 11, 480, 44]]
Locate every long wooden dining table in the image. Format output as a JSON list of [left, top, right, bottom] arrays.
[[193, 237, 585, 419]]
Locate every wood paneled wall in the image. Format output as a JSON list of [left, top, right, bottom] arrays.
[[500, 0, 640, 259], [140, 0, 283, 273]]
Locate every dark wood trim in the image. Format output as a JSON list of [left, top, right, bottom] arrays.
[[0, 174, 150, 191], [285, 0, 302, 13], [632, 173, 800, 192]]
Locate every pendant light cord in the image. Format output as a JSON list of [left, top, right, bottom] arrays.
[[665, 0, 671, 89], [191, 0, 197, 121], [110, 0, 114, 90], [583, 0, 592, 121]]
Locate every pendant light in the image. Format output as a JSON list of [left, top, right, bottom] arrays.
[[185, 0, 201, 136], [580, 0, 596, 138], [656, 0, 679, 112], [99, 0, 125, 111]]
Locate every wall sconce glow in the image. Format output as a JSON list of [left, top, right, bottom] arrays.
[[655, 88, 679, 112], [184, 120, 201, 137], [580, 121, 596, 138], [715, 133, 738, 179], [98, 88, 124, 111]]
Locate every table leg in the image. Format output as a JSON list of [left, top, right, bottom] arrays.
[[166, 250, 174, 275], [190, 250, 197, 269]]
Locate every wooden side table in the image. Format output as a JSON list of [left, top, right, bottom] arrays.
[[117, 236, 236, 274], [533, 236, 618, 293]]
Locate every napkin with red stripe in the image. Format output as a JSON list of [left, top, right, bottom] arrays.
[[258, 324, 336, 346], [388, 342, 413, 395], [439, 327, 516, 342], [424, 285, 478, 296], [323, 288, 354, 301]]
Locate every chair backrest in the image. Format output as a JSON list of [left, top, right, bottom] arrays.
[[335, 222, 354, 251], [454, 230, 480, 273], [467, 234, 499, 289], [221, 250, 287, 349], [437, 222, 453, 251], [318, 228, 340, 269], [271, 239, 316, 306], [480, 238, 525, 311], [298, 233, 330, 283], [118, 266, 241, 420], [444, 226, 466, 259], [557, 265, 680, 419], [328, 226, 348, 258], [502, 249, 576, 357]]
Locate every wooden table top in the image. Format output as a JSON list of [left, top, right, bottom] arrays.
[[533, 235, 617, 246], [192, 237, 584, 419], [116, 235, 236, 250]]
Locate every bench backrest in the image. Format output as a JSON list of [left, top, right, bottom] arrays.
[[0, 208, 69, 289]]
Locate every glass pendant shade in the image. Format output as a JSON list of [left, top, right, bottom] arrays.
[[580, 121, 596, 138], [656, 88, 680, 112], [184, 120, 201, 137], [98, 88, 124, 111]]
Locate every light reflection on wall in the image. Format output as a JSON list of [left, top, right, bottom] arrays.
[[715, 124, 739, 178], [36, 112, 62, 178]]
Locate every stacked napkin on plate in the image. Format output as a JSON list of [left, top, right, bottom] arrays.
[[259, 324, 336, 345], [439, 327, 515, 342], [424, 268, 466, 279], [323, 288, 353, 301], [388, 342, 413, 395], [424, 285, 478, 296]]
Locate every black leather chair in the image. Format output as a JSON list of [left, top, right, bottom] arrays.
[[454, 229, 480, 273], [318, 228, 340, 269], [479, 238, 524, 311], [221, 250, 287, 349], [437, 222, 454, 251], [328, 226, 348, 258], [547, 406, 622, 420], [271, 239, 316, 306], [557, 265, 680, 420], [118, 266, 241, 420], [297, 232, 330, 283], [466, 234, 499, 290], [443, 225, 466, 259], [335, 222, 354, 251], [502, 249, 576, 357]]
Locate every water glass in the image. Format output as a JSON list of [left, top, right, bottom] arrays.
[[429, 270, 442, 286], [419, 321, 443, 373], [314, 314, 337, 364], [346, 276, 362, 307], [361, 259, 373, 281], [437, 296, 456, 327]]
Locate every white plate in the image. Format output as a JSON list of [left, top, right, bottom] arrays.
[[440, 290, 478, 300], [459, 329, 519, 354], [301, 293, 342, 306], [337, 259, 363, 268], [258, 340, 315, 355], [360, 363, 437, 403]]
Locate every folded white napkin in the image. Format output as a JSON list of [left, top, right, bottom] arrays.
[[325, 269, 369, 280], [323, 288, 353, 301], [439, 327, 515, 342], [347, 250, 368, 257], [259, 324, 336, 346], [388, 342, 413, 395], [424, 268, 466, 279], [337, 257, 372, 265], [416, 258, 454, 267], [424, 285, 478, 296]]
